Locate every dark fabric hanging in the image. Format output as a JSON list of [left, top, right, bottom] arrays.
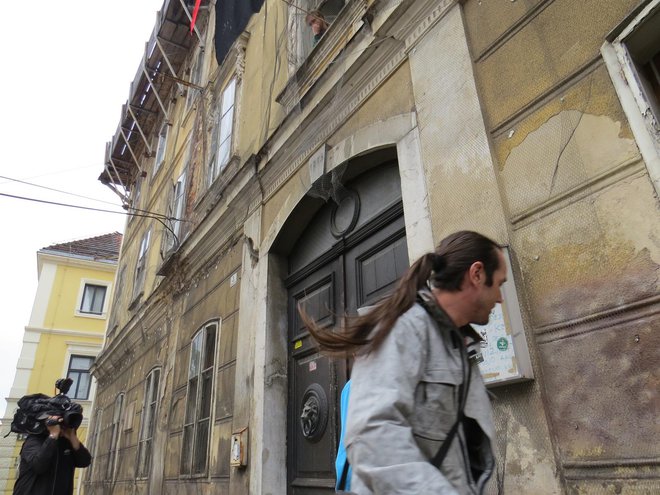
[[214, 0, 265, 65]]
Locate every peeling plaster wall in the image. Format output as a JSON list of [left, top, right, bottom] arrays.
[[408, 5, 561, 493], [409, 5, 508, 244], [464, 0, 660, 491]]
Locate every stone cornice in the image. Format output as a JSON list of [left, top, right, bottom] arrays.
[[24, 326, 105, 339], [37, 252, 117, 273]]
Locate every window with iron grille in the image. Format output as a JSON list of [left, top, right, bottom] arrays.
[[137, 368, 161, 479], [79, 284, 107, 315], [180, 322, 217, 475], [106, 393, 124, 481], [66, 355, 94, 400]]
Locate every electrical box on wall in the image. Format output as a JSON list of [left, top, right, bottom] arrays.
[[230, 427, 248, 468], [473, 247, 534, 387]]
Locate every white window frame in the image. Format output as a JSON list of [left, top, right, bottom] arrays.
[[153, 123, 169, 176], [60, 343, 101, 404], [136, 367, 161, 479], [106, 392, 125, 482], [65, 355, 94, 400], [180, 321, 219, 476], [133, 229, 151, 300], [601, 0, 660, 196], [209, 77, 237, 184], [75, 279, 111, 319]]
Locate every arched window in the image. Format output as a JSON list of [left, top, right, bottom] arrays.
[[180, 322, 217, 475]]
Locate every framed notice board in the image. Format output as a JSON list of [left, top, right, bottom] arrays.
[[472, 247, 534, 387]]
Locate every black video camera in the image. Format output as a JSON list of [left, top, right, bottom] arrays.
[[9, 378, 84, 436]]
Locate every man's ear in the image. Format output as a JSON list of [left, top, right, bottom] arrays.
[[468, 261, 485, 286]]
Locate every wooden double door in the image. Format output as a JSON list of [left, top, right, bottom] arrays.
[[286, 164, 410, 494]]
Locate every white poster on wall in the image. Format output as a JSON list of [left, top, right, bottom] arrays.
[[472, 247, 533, 387]]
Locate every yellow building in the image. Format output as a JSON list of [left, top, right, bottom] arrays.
[[0, 233, 121, 495]]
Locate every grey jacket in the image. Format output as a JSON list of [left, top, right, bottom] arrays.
[[345, 295, 495, 494]]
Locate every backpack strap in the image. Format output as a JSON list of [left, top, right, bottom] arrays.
[[417, 292, 472, 469], [337, 459, 350, 491]]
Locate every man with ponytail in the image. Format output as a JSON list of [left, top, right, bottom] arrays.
[[304, 231, 507, 494]]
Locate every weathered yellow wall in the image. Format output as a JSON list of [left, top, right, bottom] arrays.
[[27, 334, 102, 395], [43, 264, 114, 332], [463, 0, 660, 491], [465, 0, 640, 129], [238, 0, 289, 159]]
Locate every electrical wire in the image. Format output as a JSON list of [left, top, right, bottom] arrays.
[[0, 174, 120, 207], [0, 190, 182, 251], [0, 191, 180, 222], [0, 165, 98, 185]]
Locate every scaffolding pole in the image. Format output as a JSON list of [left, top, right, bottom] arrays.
[[178, 0, 205, 47], [126, 105, 153, 156], [142, 63, 170, 118], [118, 126, 143, 173]]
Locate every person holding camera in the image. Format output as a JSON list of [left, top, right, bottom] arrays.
[[12, 414, 92, 495]]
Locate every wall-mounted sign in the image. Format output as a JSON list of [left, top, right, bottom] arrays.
[[472, 247, 533, 387]]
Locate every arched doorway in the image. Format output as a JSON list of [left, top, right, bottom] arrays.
[[284, 155, 410, 494]]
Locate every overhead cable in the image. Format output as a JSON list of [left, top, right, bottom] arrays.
[[0, 174, 120, 207], [0, 191, 181, 222]]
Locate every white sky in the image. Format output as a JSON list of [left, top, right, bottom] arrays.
[[0, 0, 166, 418]]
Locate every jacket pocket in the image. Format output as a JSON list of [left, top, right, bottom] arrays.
[[411, 368, 461, 442]]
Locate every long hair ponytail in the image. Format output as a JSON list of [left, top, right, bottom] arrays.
[[300, 231, 501, 356]]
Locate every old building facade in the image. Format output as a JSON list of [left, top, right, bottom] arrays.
[[88, 1, 660, 494]]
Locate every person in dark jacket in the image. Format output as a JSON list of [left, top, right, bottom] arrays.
[[13, 415, 92, 495]]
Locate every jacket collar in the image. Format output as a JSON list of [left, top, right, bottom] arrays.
[[417, 288, 484, 343]]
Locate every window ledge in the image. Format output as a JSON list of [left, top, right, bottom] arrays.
[[276, 0, 368, 110], [75, 311, 106, 320], [157, 249, 180, 277], [193, 155, 242, 215], [128, 292, 144, 311]]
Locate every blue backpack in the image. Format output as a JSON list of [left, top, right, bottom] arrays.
[[335, 380, 352, 491]]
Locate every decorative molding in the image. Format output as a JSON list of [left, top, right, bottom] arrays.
[[491, 56, 603, 137], [511, 157, 647, 230], [37, 252, 118, 272], [563, 457, 660, 481], [23, 326, 105, 339], [535, 294, 660, 344], [472, 0, 555, 63]]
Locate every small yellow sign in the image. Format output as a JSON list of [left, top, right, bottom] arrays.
[[294, 340, 303, 349]]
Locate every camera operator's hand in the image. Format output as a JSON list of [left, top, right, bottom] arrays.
[[46, 416, 63, 439], [61, 425, 82, 450]]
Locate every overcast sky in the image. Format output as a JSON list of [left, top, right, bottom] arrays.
[[0, 0, 166, 418]]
